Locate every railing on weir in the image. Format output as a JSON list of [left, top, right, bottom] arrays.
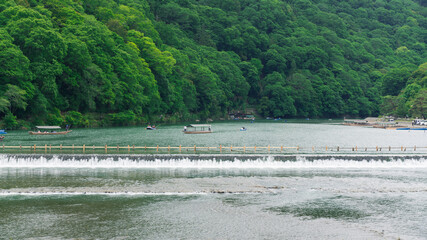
[[1, 144, 427, 154]]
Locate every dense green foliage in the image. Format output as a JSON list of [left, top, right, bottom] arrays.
[[0, 0, 426, 128]]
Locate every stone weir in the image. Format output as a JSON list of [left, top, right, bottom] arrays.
[[2, 153, 427, 162]]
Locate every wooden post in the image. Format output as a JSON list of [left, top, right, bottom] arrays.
[[72, 144, 75, 151], [281, 146, 283, 152], [60, 144, 62, 151], [83, 144, 85, 153], [117, 145, 119, 152], [179, 145, 181, 152], [49, 144, 52, 153], [157, 145, 159, 152], [168, 145, 170, 152], [34, 144, 36, 152], [355, 146, 357, 151], [45, 144, 47, 153], [312, 146, 314, 151], [268, 145, 270, 152], [389, 146, 391, 151], [337, 146, 339, 151], [414, 146, 416, 151], [326, 146, 328, 151], [297, 146, 299, 151], [105, 144, 107, 153], [128, 145, 130, 153], [20, 145, 22, 151], [365, 147, 367, 151], [133, 145, 135, 151], [231, 145, 232, 152], [194, 145, 196, 153], [220, 145, 222, 153], [244, 146, 246, 153], [376, 146, 378, 151], [254, 145, 256, 152], [401, 146, 403, 151]]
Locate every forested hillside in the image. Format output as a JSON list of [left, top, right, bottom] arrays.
[[0, 0, 426, 128]]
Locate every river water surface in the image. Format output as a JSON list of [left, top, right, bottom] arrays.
[[1, 121, 426, 239]]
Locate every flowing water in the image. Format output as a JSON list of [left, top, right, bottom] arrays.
[[1, 121, 426, 239]]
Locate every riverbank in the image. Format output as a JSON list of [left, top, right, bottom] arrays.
[[344, 117, 426, 129]]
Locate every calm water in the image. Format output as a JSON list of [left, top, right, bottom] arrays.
[[1, 121, 427, 239], [3, 120, 427, 150]]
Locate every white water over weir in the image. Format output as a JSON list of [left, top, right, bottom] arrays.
[[1, 154, 426, 169]]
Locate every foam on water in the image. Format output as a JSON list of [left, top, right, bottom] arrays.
[[1, 154, 426, 169], [0, 192, 208, 196]]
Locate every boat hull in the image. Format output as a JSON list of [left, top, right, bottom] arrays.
[[29, 130, 72, 135], [183, 131, 212, 134]]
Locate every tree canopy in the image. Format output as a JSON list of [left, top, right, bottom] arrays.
[[0, 0, 426, 128]]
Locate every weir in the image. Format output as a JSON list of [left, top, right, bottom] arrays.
[[1, 153, 426, 169]]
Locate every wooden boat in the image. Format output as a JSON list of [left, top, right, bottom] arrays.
[[183, 124, 212, 134], [29, 126, 72, 135], [146, 126, 156, 130]]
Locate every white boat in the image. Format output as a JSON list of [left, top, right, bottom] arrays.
[[183, 124, 212, 134]]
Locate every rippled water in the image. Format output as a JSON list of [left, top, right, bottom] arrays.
[[1, 122, 427, 239], [3, 120, 427, 149]]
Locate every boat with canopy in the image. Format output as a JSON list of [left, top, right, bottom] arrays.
[[183, 124, 212, 134], [29, 126, 72, 135]]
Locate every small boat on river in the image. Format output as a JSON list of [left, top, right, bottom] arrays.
[[146, 125, 156, 130], [183, 124, 212, 134], [29, 126, 72, 135], [0, 130, 6, 141]]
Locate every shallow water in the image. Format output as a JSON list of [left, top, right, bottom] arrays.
[[1, 154, 426, 239], [1, 122, 427, 239]]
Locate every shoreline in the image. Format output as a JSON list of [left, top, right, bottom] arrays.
[[343, 117, 426, 129]]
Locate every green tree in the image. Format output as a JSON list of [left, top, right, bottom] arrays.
[[4, 84, 27, 113], [381, 68, 411, 96], [408, 89, 427, 117], [3, 111, 18, 129]]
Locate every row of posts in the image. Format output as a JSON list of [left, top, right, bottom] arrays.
[[0, 144, 422, 153]]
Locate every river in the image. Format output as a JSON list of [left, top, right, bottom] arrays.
[[1, 121, 426, 239]]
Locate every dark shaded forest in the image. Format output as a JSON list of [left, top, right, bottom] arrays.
[[0, 0, 426, 128]]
